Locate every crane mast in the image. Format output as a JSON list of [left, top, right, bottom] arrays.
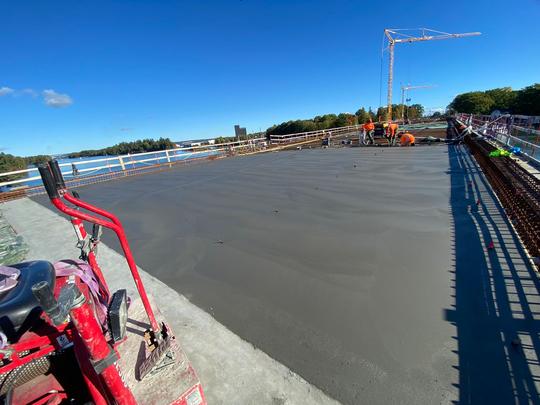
[[383, 28, 481, 121], [400, 84, 436, 121]]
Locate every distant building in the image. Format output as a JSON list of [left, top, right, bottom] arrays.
[[177, 138, 216, 148], [234, 125, 247, 139]]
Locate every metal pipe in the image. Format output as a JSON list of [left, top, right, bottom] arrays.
[[50, 197, 160, 332], [387, 42, 394, 122], [69, 285, 138, 405]]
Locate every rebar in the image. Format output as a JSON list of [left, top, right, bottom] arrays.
[[463, 129, 540, 270]]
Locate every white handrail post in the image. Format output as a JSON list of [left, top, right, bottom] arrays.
[[165, 150, 171, 167], [119, 156, 126, 171]]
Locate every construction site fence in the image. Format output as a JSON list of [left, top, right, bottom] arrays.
[[456, 113, 540, 165]]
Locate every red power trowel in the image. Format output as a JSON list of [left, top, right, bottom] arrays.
[[0, 160, 206, 404]]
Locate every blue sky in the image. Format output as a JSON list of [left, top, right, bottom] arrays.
[[1, 0, 539, 156]]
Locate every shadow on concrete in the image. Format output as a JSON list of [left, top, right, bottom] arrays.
[[446, 144, 540, 404]]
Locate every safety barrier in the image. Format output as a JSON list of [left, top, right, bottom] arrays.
[[0, 138, 266, 189], [0, 139, 268, 202], [462, 131, 540, 270], [1, 124, 364, 201], [1, 121, 444, 202], [269, 119, 447, 145], [269, 125, 362, 144], [456, 113, 540, 165], [457, 112, 540, 128]]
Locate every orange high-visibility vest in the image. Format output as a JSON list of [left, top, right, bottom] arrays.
[[401, 133, 415, 146]]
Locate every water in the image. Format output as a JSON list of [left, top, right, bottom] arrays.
[[22, 149, 222, 188]]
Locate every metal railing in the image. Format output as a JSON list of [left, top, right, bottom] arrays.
[[269, 125, 362, 144], [0, 139, 265, 189], [456, 113, 540, 165], [2, 121, 440, 202], [1, 123, 365, 200], [464, 133, 540, 270], [0, 139, 270, 202], [458, 112, 540, 128]]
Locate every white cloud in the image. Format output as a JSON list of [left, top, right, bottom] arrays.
[[42, 89, 73, 108], [21, 88, 38, 97], [0, 87, 14, 96]]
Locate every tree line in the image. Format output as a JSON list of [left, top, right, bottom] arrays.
[[214, 132, 264, 144], [1, 103, 428, 184], [1, 138, 177, 184], [448, 83, 540, 115], [67, 137, 176, 158], [0, 153, 51, 182], [266, 104, 425, 136]]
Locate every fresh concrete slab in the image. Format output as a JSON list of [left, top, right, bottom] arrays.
[[17, 144, 540, 404], [36, 146, 459, 404], [1, 198, 338, 405]]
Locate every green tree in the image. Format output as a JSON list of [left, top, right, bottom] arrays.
[[335, 113, 357, 127], [512, 84, 540, 115], [355, 107, 370, 123], [407, 104, 425, 119], [391, 104, 404, 121], [313, 114, 338, 130], [265, 104, 426, 136], [0, 153, 52, 183], [448, 92, 495, 114], [25, 155, 50, 166], [485, 87, 517, 111], [376, 107, 387, 121], [67, 138, 177, 158], [0, 153, 26, 182]]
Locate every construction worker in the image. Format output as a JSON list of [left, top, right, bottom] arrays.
[[386, 121, 399, 145], [362, 118, 375, 145], [400, 132, 416, 146]]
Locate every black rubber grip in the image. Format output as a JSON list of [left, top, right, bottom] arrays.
[[38, 165, 59, 199], [32, 281, 60, 320], [92, 224, 101, 240], [48, 160, 66, 189]]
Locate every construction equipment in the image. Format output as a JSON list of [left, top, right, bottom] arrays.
[[400, 84, 436, 122], [383, 28, 481, 121], [0, 160, 206, 404]]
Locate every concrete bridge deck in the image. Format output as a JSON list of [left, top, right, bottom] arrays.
[[2, 144, 540, 404]]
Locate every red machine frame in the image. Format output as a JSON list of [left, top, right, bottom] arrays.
[[0, 160, 196, 404]]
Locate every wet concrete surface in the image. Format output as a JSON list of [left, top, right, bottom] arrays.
[[37, 146, 460, 403], [4, 198, 337, 405]]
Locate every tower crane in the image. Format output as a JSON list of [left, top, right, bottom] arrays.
[[383, 28, 481, 121], [400, 84, 436, 121]]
